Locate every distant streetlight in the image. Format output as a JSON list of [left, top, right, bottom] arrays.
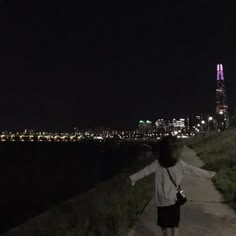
[[208, 116, 213, 121]]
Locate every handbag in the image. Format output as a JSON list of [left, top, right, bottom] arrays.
[[166, 168, 187, 206]]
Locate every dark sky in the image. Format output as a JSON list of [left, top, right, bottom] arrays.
[[1, 2, 236, 131]]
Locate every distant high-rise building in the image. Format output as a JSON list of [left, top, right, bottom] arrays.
[[138, 120, 154, 134], [216, 64, 229, 130]]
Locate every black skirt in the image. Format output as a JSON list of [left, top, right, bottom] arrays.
[[157, 203, 180, 228]]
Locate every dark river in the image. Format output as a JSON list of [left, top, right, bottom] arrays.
[[0, 140, 154, 233]]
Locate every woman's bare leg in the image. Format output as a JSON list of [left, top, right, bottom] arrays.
[[171, 227, 179, 236], [161, 227, 167, 236]]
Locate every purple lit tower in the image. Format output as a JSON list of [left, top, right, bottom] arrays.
[[216, 64, 229, 129]]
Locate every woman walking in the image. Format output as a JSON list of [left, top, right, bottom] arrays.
[[129, 136, 215, 236]]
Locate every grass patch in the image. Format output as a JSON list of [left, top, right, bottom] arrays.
[[187, 129, 236, 210]]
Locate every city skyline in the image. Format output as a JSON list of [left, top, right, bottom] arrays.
[[1, 3, 236, 130]]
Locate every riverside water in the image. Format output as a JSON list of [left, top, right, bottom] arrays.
[[0, 141, 154, 233]]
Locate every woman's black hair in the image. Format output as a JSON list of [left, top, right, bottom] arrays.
[[157, 135, 182, 167]]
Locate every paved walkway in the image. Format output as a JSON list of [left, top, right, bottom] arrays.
[[127, 146, 236, 236]]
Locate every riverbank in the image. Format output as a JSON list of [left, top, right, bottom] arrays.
[[0, 142, 157, 235]]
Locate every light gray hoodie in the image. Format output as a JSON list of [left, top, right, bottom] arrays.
[[129, 159, 215, 207]]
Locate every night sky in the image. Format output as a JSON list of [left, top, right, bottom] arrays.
[[1, 2, 236, 131]]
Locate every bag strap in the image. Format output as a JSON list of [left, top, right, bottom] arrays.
[[165, 168, 178, 188]]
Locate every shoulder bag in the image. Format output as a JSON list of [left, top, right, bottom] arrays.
[[166, 168, 187, 206]]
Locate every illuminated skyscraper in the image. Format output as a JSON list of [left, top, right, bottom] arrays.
[[138, 120, 154, 134], [216, 64, 229, 130]]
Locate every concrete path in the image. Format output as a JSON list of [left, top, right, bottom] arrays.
[[127, 146, 236, 236]]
